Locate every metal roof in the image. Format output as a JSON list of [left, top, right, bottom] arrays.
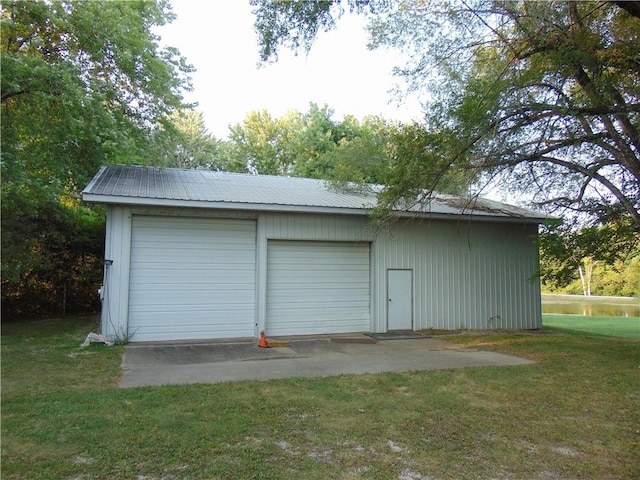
[[82, 164, 553, 223]]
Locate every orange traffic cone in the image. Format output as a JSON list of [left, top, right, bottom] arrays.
[[258, 330, 270, 348]]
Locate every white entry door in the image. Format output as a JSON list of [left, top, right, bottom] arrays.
[[387, 269, 413, 331]]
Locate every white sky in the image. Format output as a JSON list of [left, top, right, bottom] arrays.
[[156, 0, 424, 139]]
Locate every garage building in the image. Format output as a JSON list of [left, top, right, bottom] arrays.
[[83, 165, 551, 343]]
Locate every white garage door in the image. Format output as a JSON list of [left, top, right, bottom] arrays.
[[266, 241, 370, 336], [128, 216, 256, 342]]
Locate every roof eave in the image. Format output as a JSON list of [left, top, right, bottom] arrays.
[[81, 193, 373, 216], [395, 209, 553, 225], [83, 193, 551, 224]]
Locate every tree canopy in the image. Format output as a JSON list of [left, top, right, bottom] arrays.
[[148, 109, 224, 170], [250, 0, 640, 229], [1, 0, 192, 318], [540, 216, 639, 296], [221, 103, 390, 179], [219, 103, 474, 196], [1, 0, 192, 188]]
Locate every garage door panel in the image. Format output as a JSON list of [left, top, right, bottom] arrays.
[[129, 297, 253, 309], [266, 241, 370, 336], [135, 239, 256, 253], [269, 284, 364, 294], [130, 306, 252, 317], [130, 284, 254, 295], [132, 255, 255, 267], [268, 284, 369, 296], [268, 298, 369, 308], [130, 273, 254, 289], [128, 323, 244, 343], [268, 291, 369, 303], [267, 307, 369, 319], [269, 272, 368, 284], [132, 248, 255, 263], [128, 216, 256, 342], [130, 270, 254, 285]]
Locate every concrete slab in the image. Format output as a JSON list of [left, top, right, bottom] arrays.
[[120, 336, 535, 388]]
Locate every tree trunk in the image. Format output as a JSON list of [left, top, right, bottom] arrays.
[[585, 259, 597, 297], [578, 264, 587, 296]]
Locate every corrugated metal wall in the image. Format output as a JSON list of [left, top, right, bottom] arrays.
[[372, 219, 541, 331], [101, 206, 132, 339], [261, 213, 541, 332], [101, 206, 542, 341], [263, 213, 374, 242]]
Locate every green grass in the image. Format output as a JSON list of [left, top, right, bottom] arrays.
[[543, 314, 640, 339], [2, 316, 640, 479]]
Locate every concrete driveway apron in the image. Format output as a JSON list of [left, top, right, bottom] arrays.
[[119, 335, 535, 388]]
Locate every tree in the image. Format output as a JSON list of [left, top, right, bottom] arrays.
[[223, 108, 301, 174], [539, 216, 639, 296], [321, 115, 397, 186], [1, 193, 106, 318], [222, 103, 372, 178], [149, 109, 224, 170], [1, 0, 192, 318], [376, 122, 478, 213], [1, 0, 192, 185], [222, 102, 475, 201], [250, 1, 640, 229], [288, 103, 348, 178], [592, 255, 640, 297]]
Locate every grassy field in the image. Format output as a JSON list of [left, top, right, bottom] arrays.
[[543, 314, 640, 339], [2, 316, 639, 480]]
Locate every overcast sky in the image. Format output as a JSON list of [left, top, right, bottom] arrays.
[[156, 0, 424, 138]]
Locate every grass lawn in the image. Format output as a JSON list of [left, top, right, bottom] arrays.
[[2, 316, 639, 479], [543, 314, 640, 339]]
